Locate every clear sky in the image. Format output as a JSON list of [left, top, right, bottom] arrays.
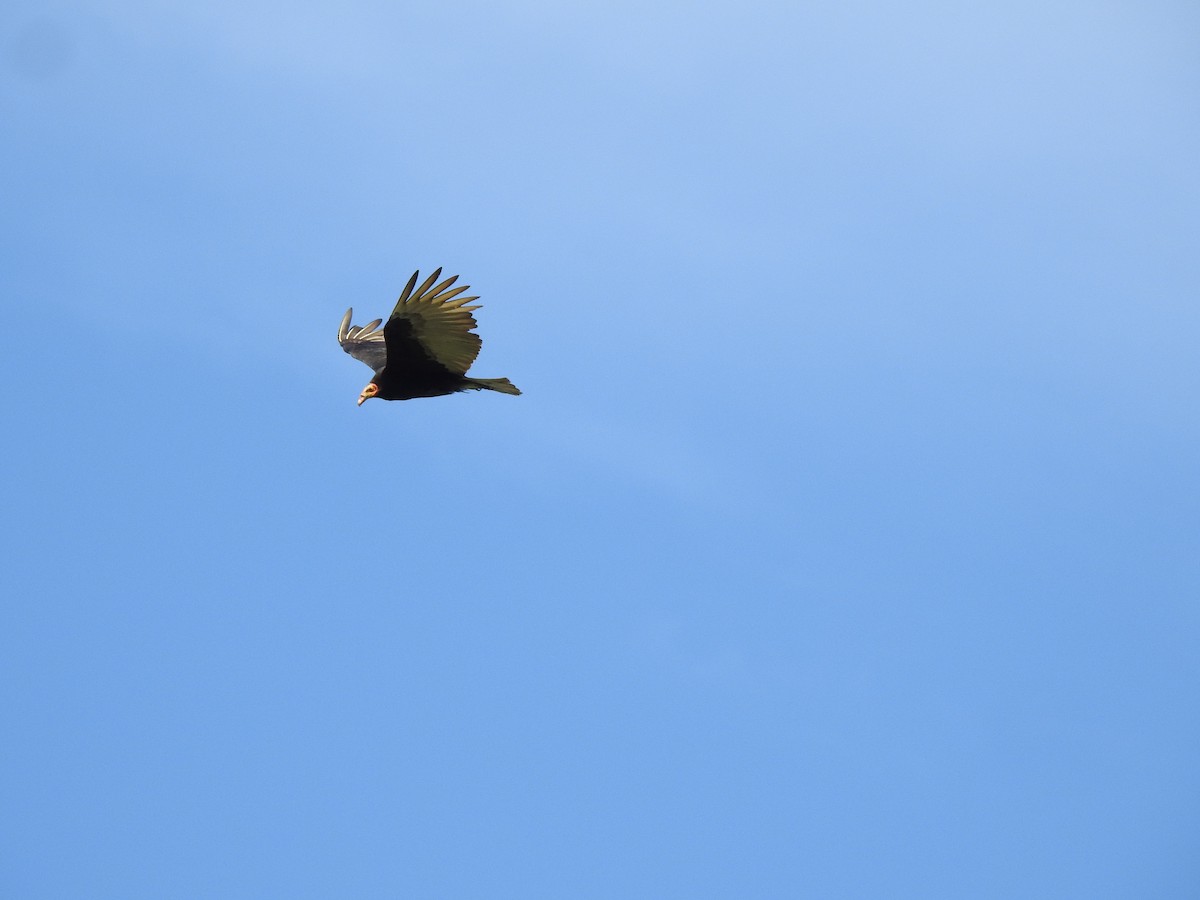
[[3, 0, 1198, 896]]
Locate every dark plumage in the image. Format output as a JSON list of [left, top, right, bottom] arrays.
[[338, 268, 521, 405]]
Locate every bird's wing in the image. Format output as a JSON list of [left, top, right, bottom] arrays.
[[382, 268, 484, 376], [337, 308, 388, 372]]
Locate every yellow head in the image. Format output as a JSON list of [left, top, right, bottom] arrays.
[[357, 383, 379, 406]]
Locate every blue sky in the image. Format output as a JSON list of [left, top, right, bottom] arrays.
[[2, 0, 1198, 896]]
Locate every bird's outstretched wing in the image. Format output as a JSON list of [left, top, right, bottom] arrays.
[[383, 268, 484, 376], [338, 309, 387, 372]]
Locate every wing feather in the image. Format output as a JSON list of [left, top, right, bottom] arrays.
[[384, 268, 486, 376], [337, 307, 388, 372], [397, 270, 419, 303]]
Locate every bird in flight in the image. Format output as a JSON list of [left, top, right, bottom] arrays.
[[338, 268, 521, 405]]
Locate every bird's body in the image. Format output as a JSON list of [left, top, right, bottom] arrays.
[[337, 268, 521, 405]]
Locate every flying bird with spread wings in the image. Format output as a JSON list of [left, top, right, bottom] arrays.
[[337, 268, 521, 405]]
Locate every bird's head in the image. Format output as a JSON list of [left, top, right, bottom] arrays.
[[357, 382, 380, 406]]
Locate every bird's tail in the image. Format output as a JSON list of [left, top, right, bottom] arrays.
[[468, 377, 522, 396]]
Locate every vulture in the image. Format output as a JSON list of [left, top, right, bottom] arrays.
[[337, 268, 521, 405]]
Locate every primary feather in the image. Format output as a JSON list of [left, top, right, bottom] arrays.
[[337, 309, 387, 372]]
